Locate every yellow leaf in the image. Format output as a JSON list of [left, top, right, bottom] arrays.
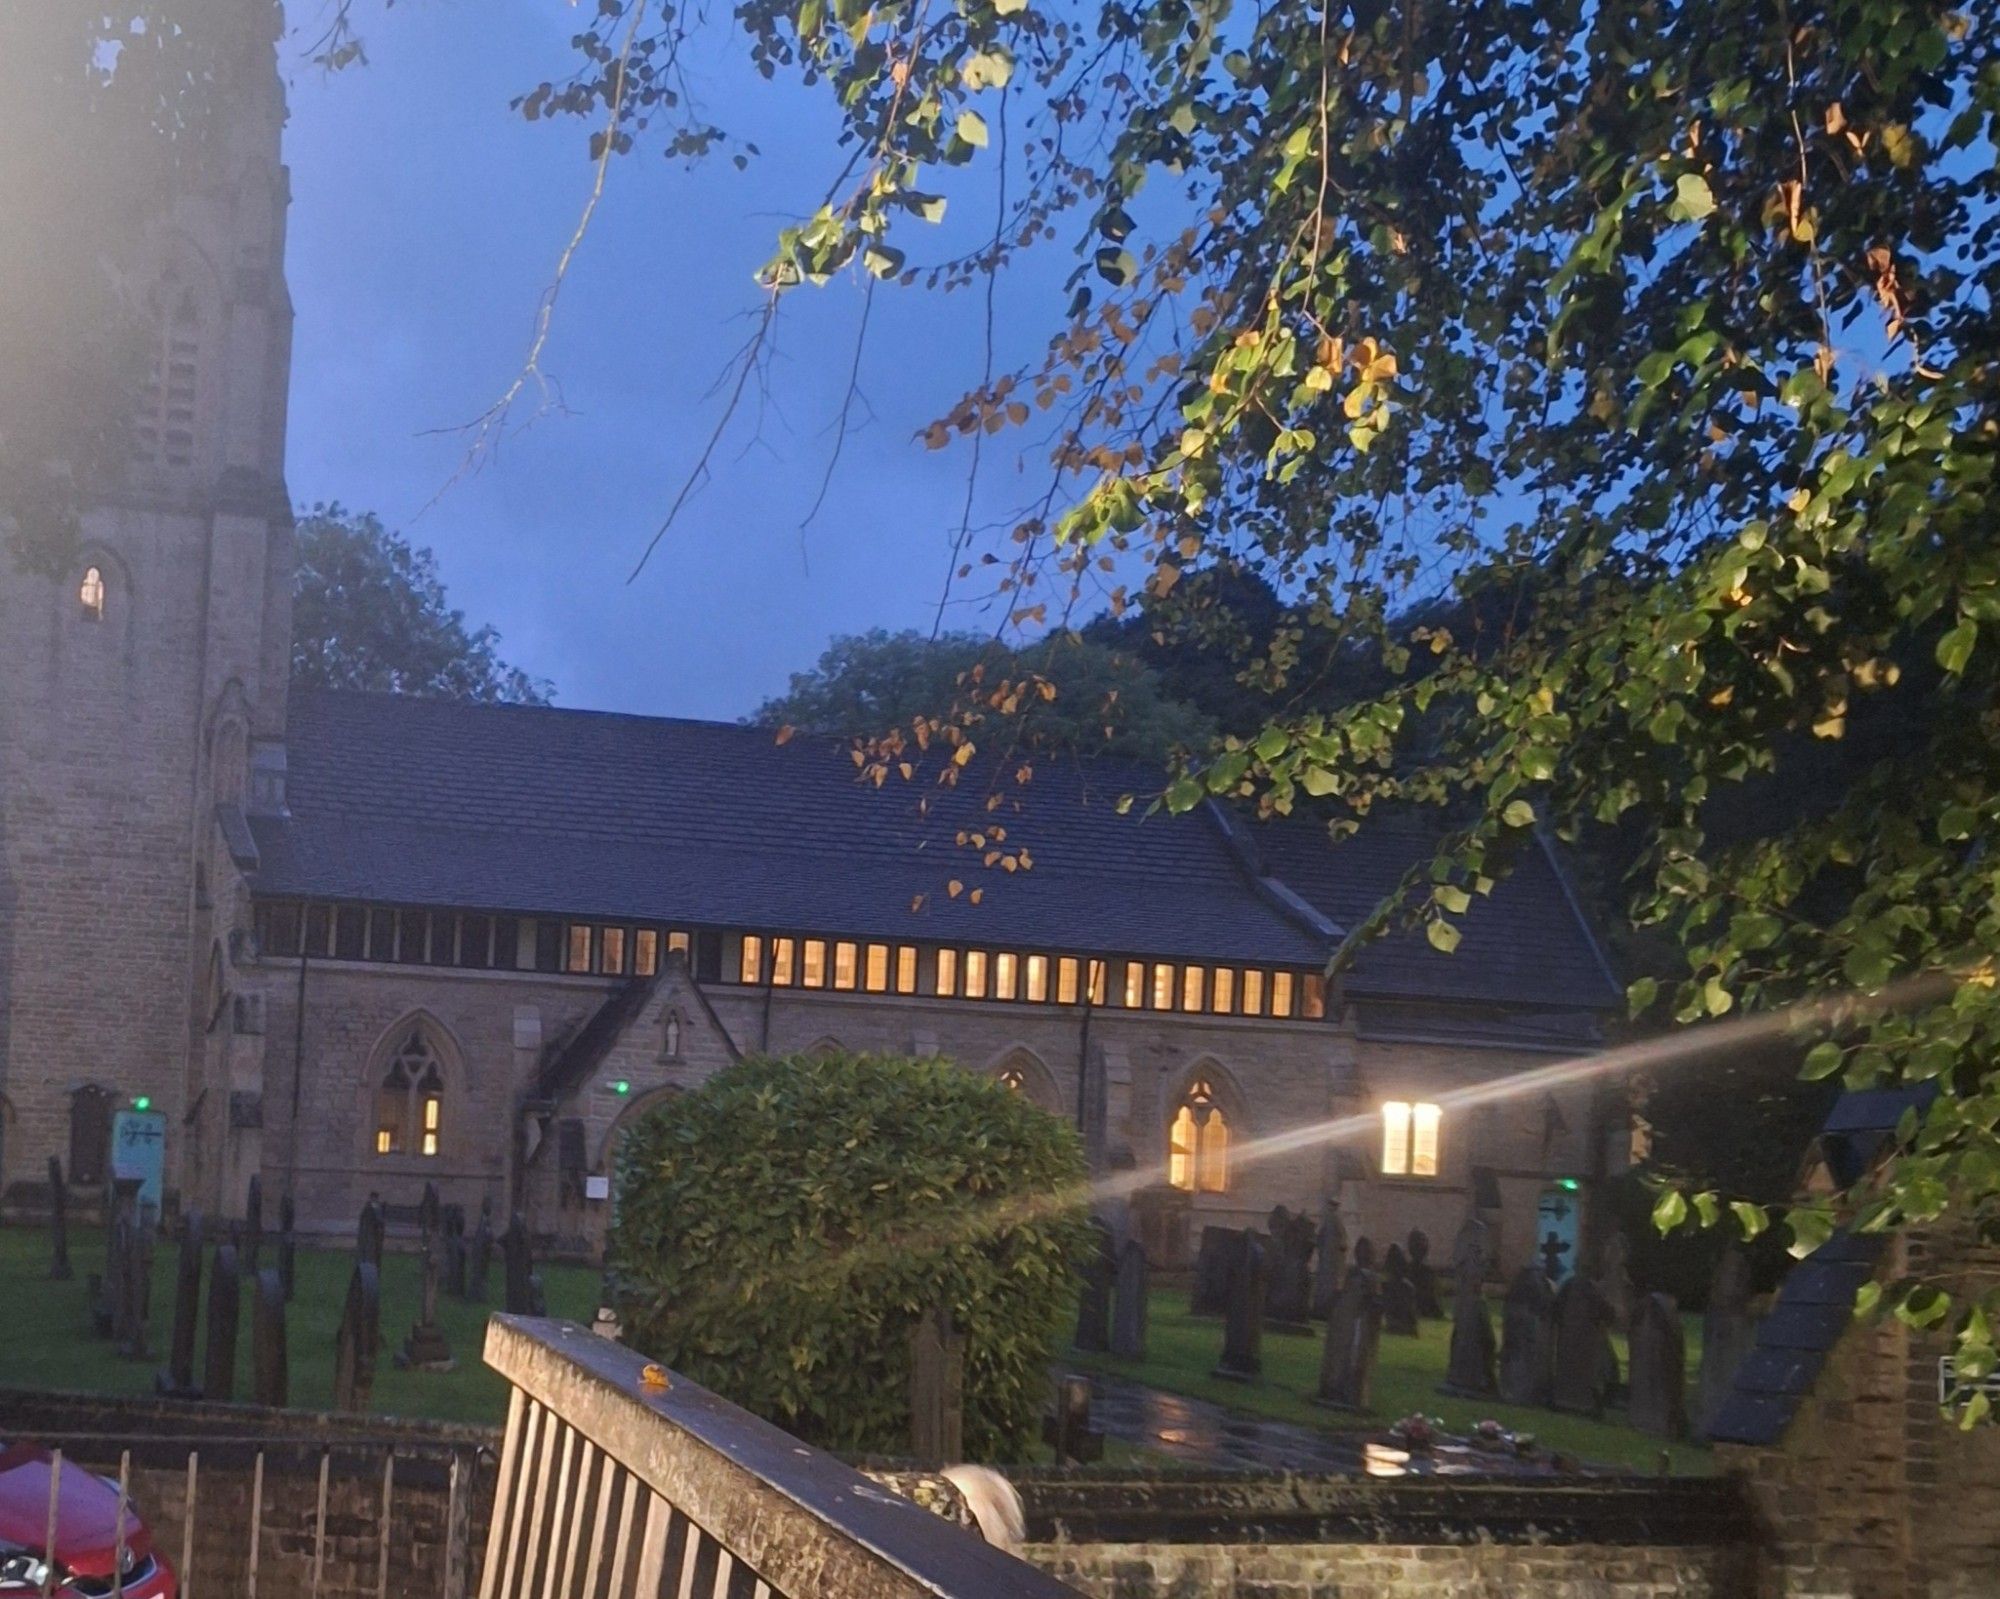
[[953, 742, 976, 766], [947, 879, 964, 898]]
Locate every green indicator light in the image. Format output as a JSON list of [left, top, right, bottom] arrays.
[[133, 1096, 153, 1112], [612, 1080, 631, 1096], [1556, 1177, 1580, 1192]]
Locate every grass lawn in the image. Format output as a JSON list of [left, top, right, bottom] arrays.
[[1064, 1288, 1716, 1475], [0, 1223, 601, 1426]]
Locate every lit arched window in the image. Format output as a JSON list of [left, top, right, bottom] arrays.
[[374, 1027, 445, 1157], [1167, 1076, 1231, 1194], [79, 567, 106, 622]]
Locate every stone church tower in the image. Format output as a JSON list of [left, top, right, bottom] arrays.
[[0, 2, 295, 1214]]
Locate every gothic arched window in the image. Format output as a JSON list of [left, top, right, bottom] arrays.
[[79, 567, 106, 622], [374, 1027, 445, 1157], [1167, 1076, 1231, 1194]]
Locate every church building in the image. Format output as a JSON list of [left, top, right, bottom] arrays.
[[0, 4, 1624, 1274]]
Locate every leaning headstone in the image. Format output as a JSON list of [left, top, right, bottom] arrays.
[[1041, 1374, 1104, 1465], [252, 1266, 288, 1406], [158, 1211, 205, 1397], [1407, 1229, 1442, 1320], [333, 1260, 381, 1412], [503, 1213, 535, 1315], [908, 1305, 965, 1468], [1441, 1215, 1496, 1398], [1696, 1246, 1758, 1439], [1598, 1228, 1633, 1331], [1212, 1232, 1266, 1381], [1075, 1221, 1115, 1353], [1380, 1242, 1419, 1336], [1111, 1238, 1149, 1359], [203, 1243, 242, 1403], [1550, 1275, 1620, 1417], [1190, 1226, 1238, 1316], [1310, 1201, 1347, 1318], [357, 1194, 385, 1268], [1627, 1292, 1688, 1439], [97, 1187, 130, 1343], [1315, 1258, 1382, 1411], [1497, 1266, 1556, 1407], [469, 1200, 495, 1301], [116, 1199, 156, 1361], [243, 1173, 264, 1274], [396, 1194, 455, 1372], [442, 1206, 468, 1299], [277, 1194, 297, 1302], [1264, 1206, 1316, 1329], [47, 1157, 72, 1281]]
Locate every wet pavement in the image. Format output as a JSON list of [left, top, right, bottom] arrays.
[[1074, 1370, 1569, 1477]]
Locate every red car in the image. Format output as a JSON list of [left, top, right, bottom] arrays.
[[0, 1445, 175, 1597]]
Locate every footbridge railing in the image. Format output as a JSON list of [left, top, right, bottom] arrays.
[[477, 1316, 1078, 1599]]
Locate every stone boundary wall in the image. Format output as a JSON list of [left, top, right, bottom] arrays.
[[0, 1388, 498, 1599]]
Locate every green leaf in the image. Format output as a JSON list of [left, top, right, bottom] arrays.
[[1854, 1280, 1882, 1319], [1936, 618, 1976, 675], [1253, 726, 1288, 762], [1433, 884, 1472, 914], [1501, 798, 1535, 828], [1426, 918, 1462, 954], [1652, 1189, 1688, 1233], [1626, 976, 1659, 1017], [961, 48, 1013, 90], [956, 109, 989, 148], [1299, 765, 1338, 797], [1671, 172, 1716, 222], [1164, 777, 1203, 813], [1802, 1041, 1845, 1080], [991, 0, 1028, 14], [1730, 1201, 1768, 1240], [1787, 1207, 1834, 1260]]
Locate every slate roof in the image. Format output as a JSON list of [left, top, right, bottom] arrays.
[[248, 689, 1620, 1011]]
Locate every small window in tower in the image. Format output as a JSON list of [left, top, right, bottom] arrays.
[[864, 944, 889, 992], [79, 567, 106, 622], [739, 935, 764, 985], [1381, 1101, 1442, 1177]]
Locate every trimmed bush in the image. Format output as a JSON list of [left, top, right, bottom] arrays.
[[609, 1050, 1091, 1460]]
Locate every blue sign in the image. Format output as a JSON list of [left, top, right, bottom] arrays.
[[111, 1109, 167, 1212]]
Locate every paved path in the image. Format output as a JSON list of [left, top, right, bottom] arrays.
[[1075, 1370, 1561, 1477]]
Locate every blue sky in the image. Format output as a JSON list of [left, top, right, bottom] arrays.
[[282, 0, 1067, 719]]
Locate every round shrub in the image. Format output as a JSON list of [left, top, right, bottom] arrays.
[[609, 1050, 1091, 1460]]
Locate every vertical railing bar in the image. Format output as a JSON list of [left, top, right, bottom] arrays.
[[518, 1415, 561, 1597], [555, 1438, 595, 1599], [537, 1424, 577, 1599], [181, 1450, 198, 1599], [579, 1455, 619, 1599], [498, 1400, 546, 1599], [376, 1451, 395, 1599], [602, 1474, 641, 1599], [674, 1526, 702, 1599], [246, 1450, 264, 1599], [41, 1448, 61, 1599], [629, 1495, 669, 1599], [704, 1547, 734, 1599], [479, 1389, 530, 1599], [112, 1450, 130, 1599], [310, 1449, 331, 1599], [444, 1451, 465, 1599]]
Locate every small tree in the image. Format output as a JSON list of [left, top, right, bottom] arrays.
[[610, 1051, 1091, 1460]]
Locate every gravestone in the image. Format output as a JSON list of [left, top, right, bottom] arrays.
[[503, 1213, 535, 1315], [47, 1157, 72, 1281], [115, 1197, 156, 1361], [1598, 1228, 1633, 1332], [1407, 1229, 1441, 1320], [1310, 1201, 1347, 1318], [243, 1173, 264, 1274], [357, 1194, 385, 1268], [1264, 1206, 1317, 1329], [1074, 1220, 1115, 1353], [1497, 1266, 1556, 1407], [252, 1267, 288, 1407], [396, 1190, 455, 1372], [908, 1306, 965, 1468], [1042, 1374, 1104, 1465], [1315, 1258, 1382, 1411], [442, 1206, 468, 1299], [527, 1272, 547, 1317], [1212, 1232, 1266, 1381], [1111, 1238, 1149, 1359], [95, 1186, 128, 1342], [1440, 1214, 1496, 1398], [203, 1243, 242, 1403], [1627, 1291, 1688, 1439], [333, 1261, 381, 1413], [158, 1211, 204, 1397], [1190, 1226, 1238, 1316], [469, 1200, 495, 1301], [1380, 1242, 1419, 1336], [1696, 1246, 1758, 1439], [277, 1194, 297, 1302], [1550, 1275, 1620, 1417]]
